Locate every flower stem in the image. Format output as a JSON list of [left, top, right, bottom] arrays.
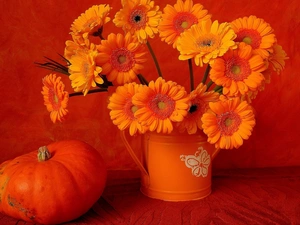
[[37, 146, 51, 162], [201, 64, 211, 84], [188, 59, 194, 91], [137, 74, 149, 86], [206, 80, 214, 91], [146, 41, 163, 78], [214, 85, 223, 93]]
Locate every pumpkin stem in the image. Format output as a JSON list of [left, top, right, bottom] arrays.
[[37, 146, 51, 162]]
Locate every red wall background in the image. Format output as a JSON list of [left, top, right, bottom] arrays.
[[0, 0, 299, 170]]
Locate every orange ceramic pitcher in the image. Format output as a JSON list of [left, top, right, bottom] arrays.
[[121, 130, 220, 201]]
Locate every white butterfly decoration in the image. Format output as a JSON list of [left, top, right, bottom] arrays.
[[180, 147, 211, 177]]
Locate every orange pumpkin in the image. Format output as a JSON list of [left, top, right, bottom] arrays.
[[0, 140, 107, 224]]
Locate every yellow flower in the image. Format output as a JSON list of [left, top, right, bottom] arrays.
[[96, 32, 147, 85], [132, 77, 190, 134], [209, 42, 266, 96], [158, 0, 211, 48], [177, 83, 219, 134], [68, 44, 103, 96], [113, 0, 162, 43], [202, 97, 255, 149], [41, 74, 69, 123], [177, 19, 237, 67], [70, 4, 111, 46], [108, 83, 147, 136], [231, 15, 276, 59]]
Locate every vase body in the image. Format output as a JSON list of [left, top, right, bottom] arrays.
[[121, 131, 219, 201]]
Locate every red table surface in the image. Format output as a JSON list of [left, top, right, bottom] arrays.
[[0, 167, 299, 225]]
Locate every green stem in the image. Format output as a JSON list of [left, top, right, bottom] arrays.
[[201, 64, 211, 84], [206, 80, 214, 91], [146, 41, 163, 78], [188, 59, 194, 91], [214, 85, 223, 93], [35, 55, 70, 75], [37, 146, 51, 162], [137, 74, 149, 86], [69, 88, 108, 97]]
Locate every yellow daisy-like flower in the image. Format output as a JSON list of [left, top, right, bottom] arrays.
[[210, 42, 266, 97], [177, 83, 219, 134], [113, 0, 162, 43], [267, 43, 288, 75], [231, 15, 276, 59], [177, 19, 237, 67], [68, 44, 103, 96], [132, 77, 190, 134], [96, 32, 147, 85], [158, 0, 211, 48], [41, 74, 69, 123], [202, 97, 255, 149], [108, 83, 147, 136], [70, 4, 111, 46]]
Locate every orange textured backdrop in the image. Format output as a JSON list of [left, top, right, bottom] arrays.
[[0, 0, 299, 170]]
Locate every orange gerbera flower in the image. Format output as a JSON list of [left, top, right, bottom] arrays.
[[177, 19, 237, 67], [231, 15, 276, 59], [158, 0, 211, 48], [209, 42, 266, 97], [64, 40, 87, 61], [68, 44, 103, 96], [70, 4, 111, 46], [41, 74, 69, 123], [113, 0, 162, 43], [267, 43, 288, 75], [177, 83, 219, 134], [202, 97, 255, 149], [132, 77, 190, 134], [108, 83, 147, 136], [96, 32, 147, 85]]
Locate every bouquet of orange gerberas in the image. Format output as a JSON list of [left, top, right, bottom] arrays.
[[37, 0, 288, 150]]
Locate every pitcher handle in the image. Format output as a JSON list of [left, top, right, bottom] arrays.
[[120, 130, 149, 178], [212, 147, 221, 160]]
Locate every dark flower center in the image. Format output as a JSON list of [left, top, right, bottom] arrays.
[[130, 7, 147, 28], [189, 104, 198, 113], [134, 15, 141, 22]]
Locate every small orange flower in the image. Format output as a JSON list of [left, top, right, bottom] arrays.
[[133, 77, 190, 134], [177, 19, 237, 67], [113, 0, 162, 43], [267, 43, 289, 75], [96, 32, 147, 85], [231, 15, 276, 59], [68, 44, 103, 96], [202, 97, 255, 149], [41, 74, 69, 123], [177, 83, 219, 134], [158, 0, 211, 48], [64, 40, 87, 61], [70, 4, 111, 46], [209, 42, 266, 97], [108, 83, 147, 136]]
